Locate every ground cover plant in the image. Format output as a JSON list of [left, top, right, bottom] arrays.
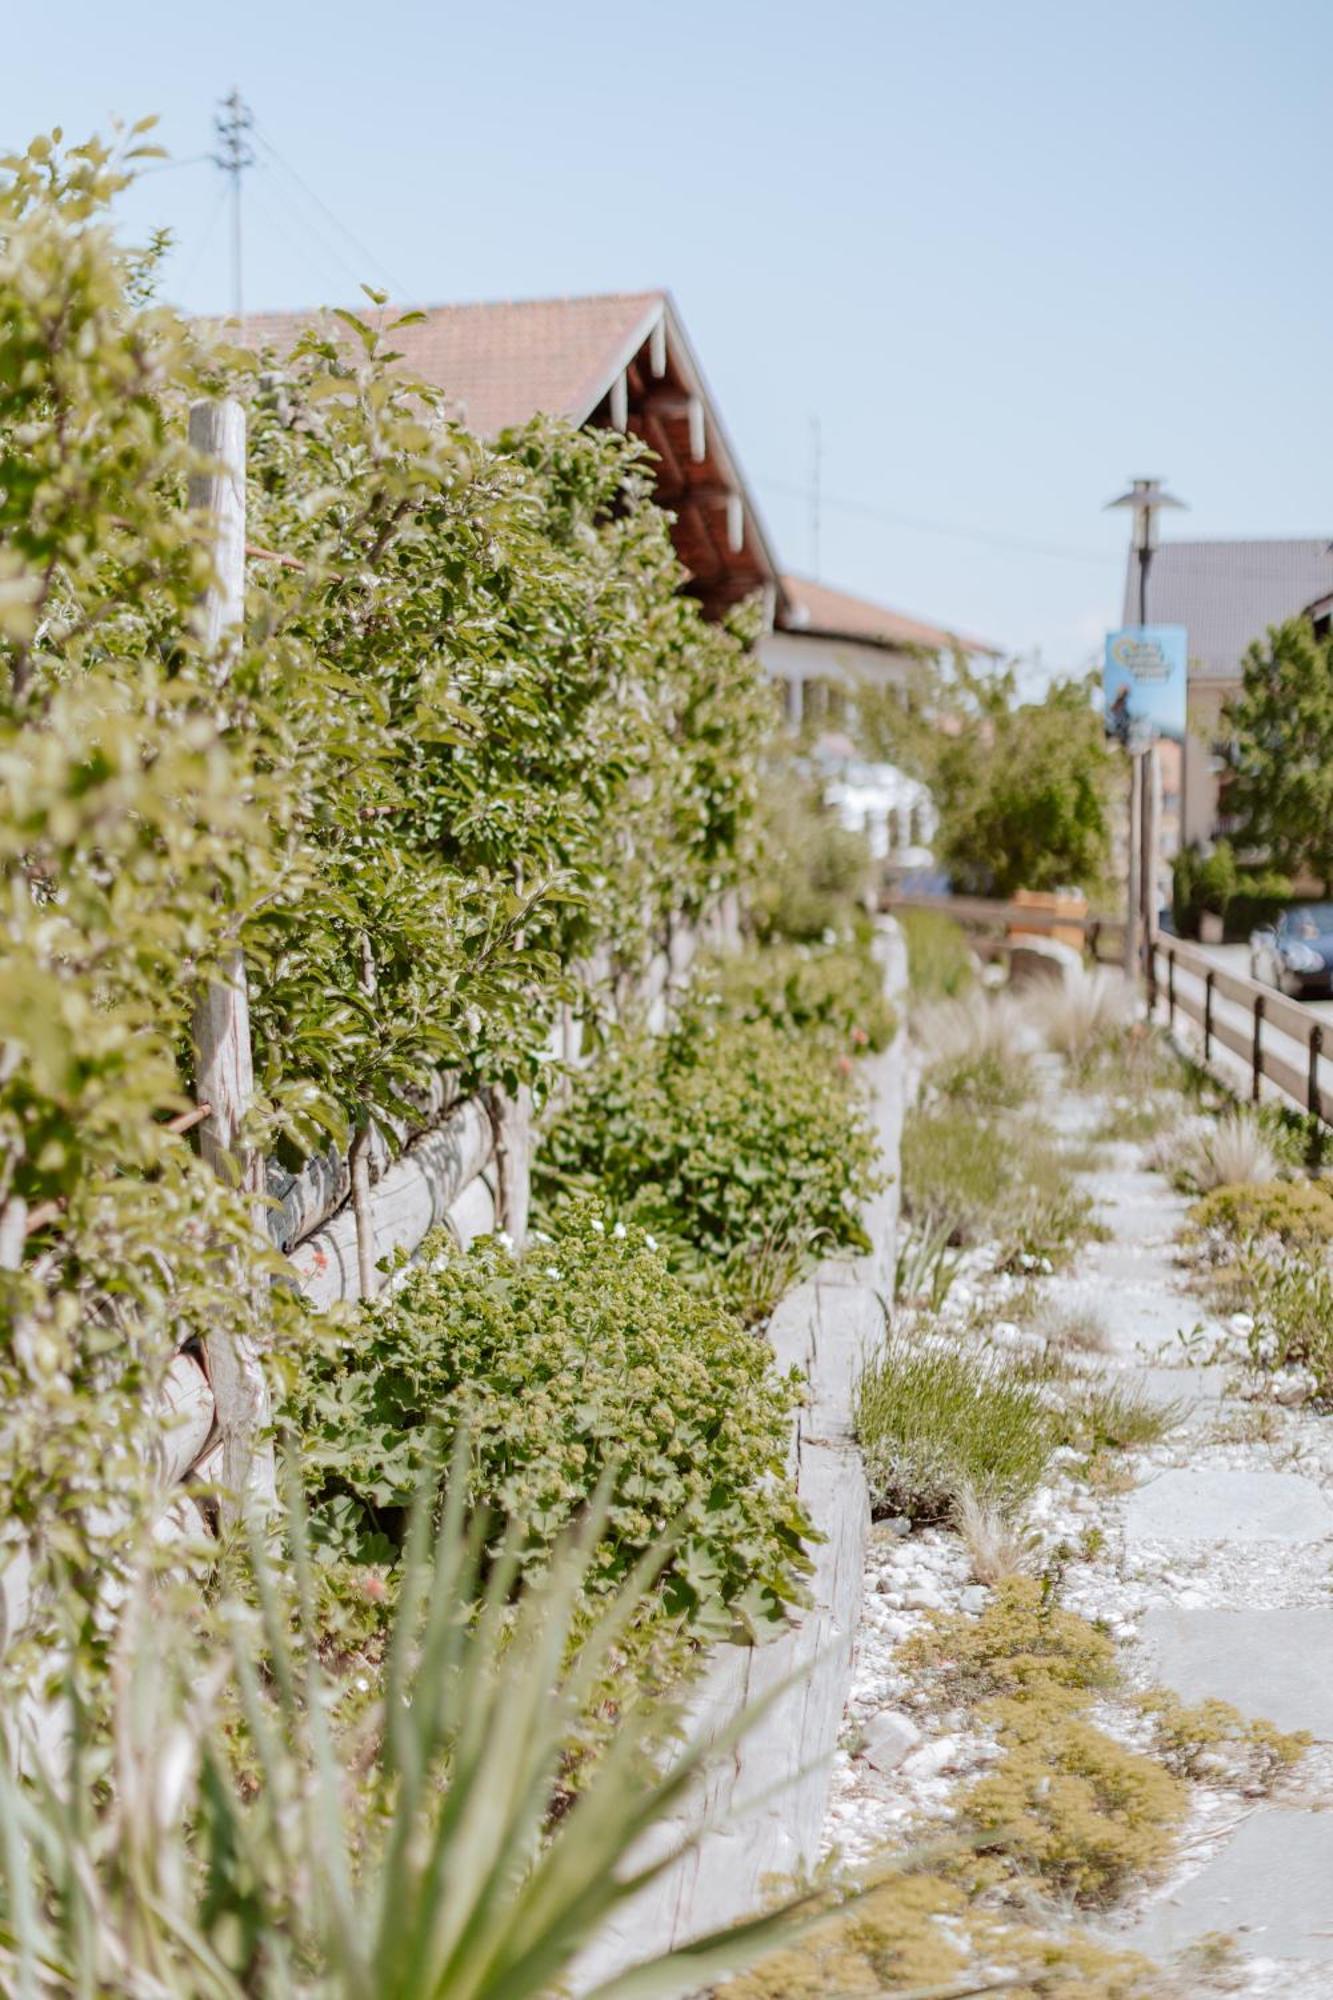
[[534, 1006, 882, 1320], [291, 1215, 813, 1676]]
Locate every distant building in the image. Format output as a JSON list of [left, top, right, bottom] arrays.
[[1123, 538, 1333, 844], [763, 574, 1000, 730]]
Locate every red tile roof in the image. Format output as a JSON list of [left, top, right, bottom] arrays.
[[780, 574, 1000, 657], [239, 291, 666, 436]]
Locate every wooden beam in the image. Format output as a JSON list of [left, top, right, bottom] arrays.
[[609, 370, 628, 431], [649, 314, 667, 378], [726, 491, 744, 553]]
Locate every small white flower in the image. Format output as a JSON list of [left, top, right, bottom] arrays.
[[355, 1676, 370, 1694], [545, 1265, 561, 1280], [612, 1221, 627, 1239], [531, 1228, 553, 1245], [591, 1217, 605, 1234], [497, 1229, 514, 1251], [644, 1233, 658, 1251]]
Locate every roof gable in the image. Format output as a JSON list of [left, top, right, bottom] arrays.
[[235, 290, 781, 621]]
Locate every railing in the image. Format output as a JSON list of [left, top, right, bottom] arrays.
[[884, 891, 1332, 1126], [1148, 931, 1332, 1125], [882, 890, 1125, 961]]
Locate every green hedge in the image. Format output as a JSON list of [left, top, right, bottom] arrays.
[[535, 1007, 883, 1321]]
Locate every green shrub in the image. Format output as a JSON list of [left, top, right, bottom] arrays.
[[535, 1013, 882, 1319], [704, 936, 896, 1054], [1187, 1178, 1333, 1255], [292, 1216, 812, 1651], [855, 1336, 1059, 1523], [750, 771, 872, 942], [899, 907, 974, 1000]]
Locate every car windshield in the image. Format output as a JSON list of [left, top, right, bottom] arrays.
[[1288, 906, 1333, 938]]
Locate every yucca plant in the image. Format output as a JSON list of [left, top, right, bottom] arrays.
[[0, 1452, 843, 2000]]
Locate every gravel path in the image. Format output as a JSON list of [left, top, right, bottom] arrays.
[[822, 1066, 1333, 1996]]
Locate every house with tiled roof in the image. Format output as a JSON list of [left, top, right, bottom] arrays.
[[768, 573, 1000, 729], [1124, 537, 1333, 843], [237, 288, 997, 722]]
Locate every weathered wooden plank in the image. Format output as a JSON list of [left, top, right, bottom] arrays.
[[289, 1096, 494, 1307]]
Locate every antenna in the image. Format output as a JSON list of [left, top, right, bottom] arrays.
[[809, 414, 822, 579], [213, 89, 255, 324]]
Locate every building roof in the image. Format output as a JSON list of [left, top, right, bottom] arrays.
[[778, 573, 1001, 656], [1125, 538, 1333, 680], [234, 290, 782, 621]]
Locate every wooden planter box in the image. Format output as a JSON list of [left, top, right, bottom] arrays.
[[1008, 887, 1089, 953]]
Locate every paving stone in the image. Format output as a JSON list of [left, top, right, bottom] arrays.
[[1139, 1607, 1333, 1737], [1132, 1365, 1233, 1413], [1123, 1468, 1333, 1546], [1132, 1809, 1333, 1965]]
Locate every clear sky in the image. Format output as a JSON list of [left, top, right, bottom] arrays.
[[8, 0, 1331, 675]]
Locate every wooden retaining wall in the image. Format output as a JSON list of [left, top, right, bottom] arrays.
[[574, 917, 907, 1987]]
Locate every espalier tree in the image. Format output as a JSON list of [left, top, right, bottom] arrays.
[[0, 125, 773, 1636]]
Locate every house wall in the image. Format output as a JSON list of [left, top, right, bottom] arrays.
[[759, 629, 914, 727]]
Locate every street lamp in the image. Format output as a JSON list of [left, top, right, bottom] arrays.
[[1105, 477, 1188, 624]]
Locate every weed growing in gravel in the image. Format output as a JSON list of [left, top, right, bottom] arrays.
[[892, 1215, 962, 1312], [1167, 1108, 1281, 1195], [1033, 1300, 1111, 1355], [1068, 1376, 1178, 1453], [856, 1336, 1059, 1524], [954, 1485, 1036, 1584]]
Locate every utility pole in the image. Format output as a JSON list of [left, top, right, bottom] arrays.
[[1105, 477, 1188, 988], [213, 89, 255, 326], [809, 414, 822, 579]]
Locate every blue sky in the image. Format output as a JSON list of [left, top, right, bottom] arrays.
[[8, 0, 1331, 674]]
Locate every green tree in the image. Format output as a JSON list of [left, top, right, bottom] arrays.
[[924, 662, 1113, 898], [1223, 617, 1333, 893]]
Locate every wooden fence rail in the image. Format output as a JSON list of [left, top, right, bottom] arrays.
[[881, 890, 1126, 960], [1148, 931, 1333, 1126]]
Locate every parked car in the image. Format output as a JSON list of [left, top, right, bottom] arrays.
[[1249, 905, 1333, 998]]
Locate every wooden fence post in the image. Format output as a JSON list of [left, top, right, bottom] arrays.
[[188, 397, 276, 1516]]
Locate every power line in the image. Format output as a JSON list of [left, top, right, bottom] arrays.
[[250, 120, 408, 301], [758, 473, 1117, 566]]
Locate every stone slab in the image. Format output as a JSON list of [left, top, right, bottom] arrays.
[[1133, 1809, 1333, 1966], [1132, 1365, 1233, 1414], [1140, 1607, 1333, 1737], [1124, 1468, 1333, 1545]]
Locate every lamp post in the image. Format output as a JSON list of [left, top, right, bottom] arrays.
[[1105, 478, 1188, 985]]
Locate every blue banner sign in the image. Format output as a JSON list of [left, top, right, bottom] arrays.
[[1103, 625, 1187, 748]]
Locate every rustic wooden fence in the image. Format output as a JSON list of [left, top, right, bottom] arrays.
[[1147, 930, 1333, 1124], [881, 890, 1126, 962]]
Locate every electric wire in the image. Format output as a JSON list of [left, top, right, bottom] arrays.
[[250, 121, 409, 301]]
